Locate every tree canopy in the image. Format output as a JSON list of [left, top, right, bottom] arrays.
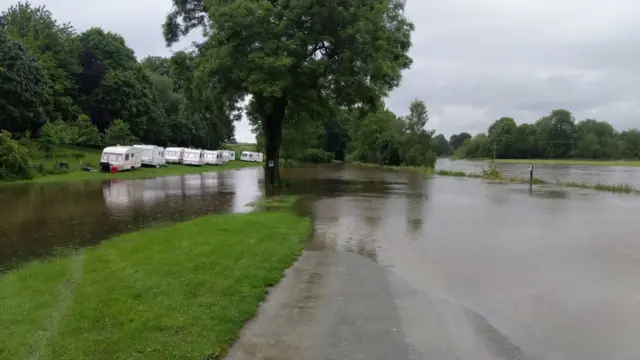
[[0, 1, 235, 152], [0, 28, 46, 134], [164, 0, 415, 185]]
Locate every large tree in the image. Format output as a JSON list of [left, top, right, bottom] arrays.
[[432, 134, 451, 156], [487, 117, 517, 159], [536, 109, 576, 158], [164, 0, 414, 186], [398, 99, 436, 166]]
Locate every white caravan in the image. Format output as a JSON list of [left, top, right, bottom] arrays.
[[203, 150, 223, 165], [100, 146, 142, 172], [164, 147, 185, 164], [133, 145, 166, 167], [182, 148, 205, 166], [219, 150, 231, 163], [229, 150, 236, 161], [240, 151, 264, 162]]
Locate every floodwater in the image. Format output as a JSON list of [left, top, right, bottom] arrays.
[[230, 165, 640, 360], [3, 165, 640, 359], [0, 169, 264, 269], [436, 158, 640, 186]]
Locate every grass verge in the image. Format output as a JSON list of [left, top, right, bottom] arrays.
[[4, 161, 261, 185], [351, 162, 639, 195], [0, 198, 311, 359]]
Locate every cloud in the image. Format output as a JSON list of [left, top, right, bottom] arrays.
[[386, 0, 640, 137], [21, 0, 640, 141]]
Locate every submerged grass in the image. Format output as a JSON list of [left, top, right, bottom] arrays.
[[436, 169, 467, 177], [559, 181, 638, 194], [249, 195, 300, 209], [0, 198, 311, 360], [352, 161, 639, 195], [489, 158, 640, 167]]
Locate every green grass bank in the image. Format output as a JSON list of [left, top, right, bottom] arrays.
[[12, 161, 261, 185], [0, 198, 311, 359]]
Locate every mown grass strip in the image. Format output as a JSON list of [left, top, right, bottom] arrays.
[[0, 200, 311, 360], [3, 161, 261, 186]]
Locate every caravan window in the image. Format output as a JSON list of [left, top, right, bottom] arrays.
[[102, 153, 123, 162], [184, 152, 198, 159]]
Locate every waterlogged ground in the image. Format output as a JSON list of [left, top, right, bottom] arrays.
[[436, 158, 640, 186], [2, 164, 640, 359]]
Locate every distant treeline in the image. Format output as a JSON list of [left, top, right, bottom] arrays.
[[447, 109, 640, 160]]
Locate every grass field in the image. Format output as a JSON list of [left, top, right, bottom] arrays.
[[12, 161, 261, 185], [0, 197, 311, 360]]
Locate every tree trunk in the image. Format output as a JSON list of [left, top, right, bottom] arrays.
[[263, 97, 287, 188]]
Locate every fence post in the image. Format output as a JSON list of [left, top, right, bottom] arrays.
[[529, 164, 534, 192]]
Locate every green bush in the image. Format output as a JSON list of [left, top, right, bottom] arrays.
[[298, 148, 334, 163], [40, 115, 103, 148], [0, 130, 34, 181], [33, 163, 71, 176], [72, 114, 102, 147], [104, 119, 138, 145], [40, 120, 75, 146], [481, 165, 502, 179]]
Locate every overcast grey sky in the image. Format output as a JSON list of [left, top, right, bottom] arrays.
[[13, 0, 640, 142]]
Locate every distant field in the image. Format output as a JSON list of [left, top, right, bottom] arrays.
[[224, 143, 258, 159], [491, 159, 640, 167]]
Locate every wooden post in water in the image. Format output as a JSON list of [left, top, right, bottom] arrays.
[[529, 164, 534, 193]]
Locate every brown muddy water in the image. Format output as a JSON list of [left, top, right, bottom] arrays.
[[436, 158, 640, 186], [3, 165, 640, 359], [0, 170, 264, 270]]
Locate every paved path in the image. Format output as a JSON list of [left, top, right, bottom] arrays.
[[225, 248, 531, 360]]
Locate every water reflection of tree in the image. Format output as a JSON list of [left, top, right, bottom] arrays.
[[405, 174, 427, 240], [354, 197, 381, 262]]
